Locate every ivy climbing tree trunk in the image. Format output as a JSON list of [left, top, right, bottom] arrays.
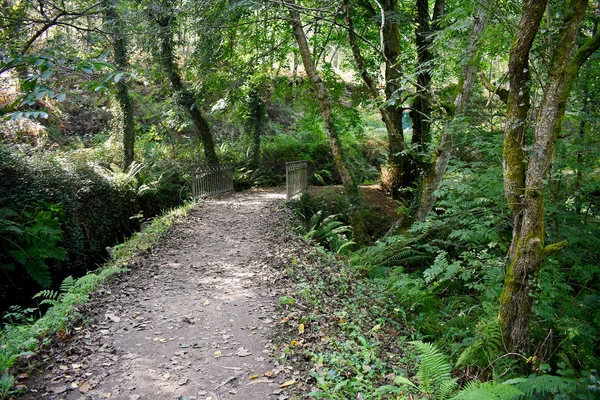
[[413, 2, 488, 223], [103, 0, 135, 169], [151, 2, 219, 164], [499, 0, 600, 352], [285, 0, 366, 244]]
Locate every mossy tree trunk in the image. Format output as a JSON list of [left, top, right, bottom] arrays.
[[286, 0, 366, 244], [103, 0, 135, 169], [151, 3, 219, 165], [413, 2, 488, 223], [499, 0, 600, 352]]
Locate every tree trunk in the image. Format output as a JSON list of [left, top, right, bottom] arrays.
[[103, 0, 135, 169], [409, 0, 435, 155], [499, 0, 599, 352], [285, 0, 366, 244], [382, 0, 419, 200], [346, 0, 419, 200], [247, 85, 265, 169], [413, 2, 488, 222], [154, 10, 219, 164]]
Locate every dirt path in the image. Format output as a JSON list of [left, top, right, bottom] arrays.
[[23, 190, 296, 400]]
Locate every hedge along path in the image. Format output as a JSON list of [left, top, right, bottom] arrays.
[[21, 190, 296, 400]]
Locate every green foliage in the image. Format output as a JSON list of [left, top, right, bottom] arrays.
[[0, 204, 67, 288], [0, 373, 15, 400], [404, 340, 458, 398], [304, 211, 355, 255], [506, 370, 600, 399], [455, 319, 503, 372], [451, 381, 523, 400]]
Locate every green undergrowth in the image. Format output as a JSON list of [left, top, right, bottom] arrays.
[[276, 203, 600, 399], [0, 202, 191, 397]]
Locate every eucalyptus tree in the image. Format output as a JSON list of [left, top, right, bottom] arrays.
[[498, 0, 600, 352]]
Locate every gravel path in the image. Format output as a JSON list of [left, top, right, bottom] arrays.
[[21, 190, 295, 400]]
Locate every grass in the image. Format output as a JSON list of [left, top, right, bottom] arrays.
[[0, 202, 192, 397]]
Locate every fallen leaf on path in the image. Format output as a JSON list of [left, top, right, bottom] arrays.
[[105, 313, 121, 323], [214, 350, 222, 358], [79, 380, 91, 393], [280, 379, 297, 388], [235, 347, 251, 357], [248, 374, 259, 380], [204, 300, 211, 305], [245, 378, 272, 386], [298, 324, 304, 334]]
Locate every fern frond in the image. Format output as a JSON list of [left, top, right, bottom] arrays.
[[33, 290, 58, 301], [456, 319, 503, 369], [451, 381, 523, 400], [438, 377, 459, 399], [59, 276, 75, 293], [410, 340, 453, 394], [509, 374, 579, 398]]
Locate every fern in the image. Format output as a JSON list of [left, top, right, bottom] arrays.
[[395, 341, 458, 399], [1, 206, 67, 287], [505, 373, 599, 399], [451, 381, 523, 400], [456, 319, 503, 371], [410, 340, 457, 396]]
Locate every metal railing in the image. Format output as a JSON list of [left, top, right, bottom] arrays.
[[190, 163, 234, 199], [286, 161, 308, 200]]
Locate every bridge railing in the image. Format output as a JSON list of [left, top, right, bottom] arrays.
[[286, 161, 308, 200], [190, 163, 234, 199]]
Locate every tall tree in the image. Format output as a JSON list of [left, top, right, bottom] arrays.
[[285, 0, 366, 244], [347, 0, 419, 201], [499, 0, 600, 351], [413, 2, 488, 222], [147, 0, 219, 164], [103, 0, 135, 168], [410, 0, 444, 156]]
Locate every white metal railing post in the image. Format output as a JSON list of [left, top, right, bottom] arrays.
[[286, 161, 308, 200]]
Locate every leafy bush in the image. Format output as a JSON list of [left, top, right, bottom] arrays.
[[0, 204, 67, 288]]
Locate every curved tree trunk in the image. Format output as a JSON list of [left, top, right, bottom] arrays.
[[153, 8, 219, 164], [286, 0, 366, 244]]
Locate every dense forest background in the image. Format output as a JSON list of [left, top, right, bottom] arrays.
[[1, 0, 600, 398]]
